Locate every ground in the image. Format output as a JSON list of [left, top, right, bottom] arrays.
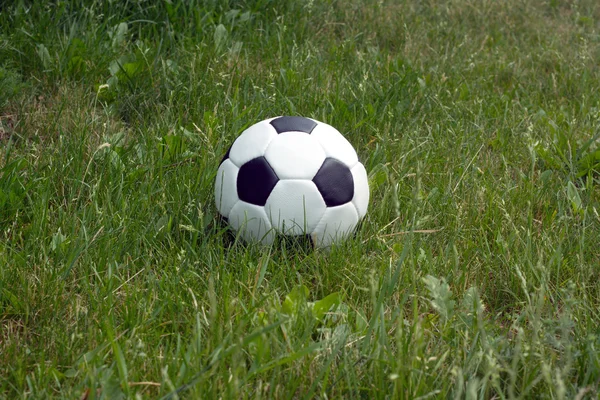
[[1, 0, 600, 398]]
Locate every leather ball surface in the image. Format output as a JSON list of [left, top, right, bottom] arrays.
[[215, 116, 369, 247]]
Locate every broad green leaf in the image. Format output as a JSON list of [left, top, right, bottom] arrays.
[[160, 134, 187, 162], [368, 163, 388, 192], [354, 309, 368, 333], [423, 275, 455, 322], [66, 55, 84, 75], [1, 287, 25, 313], [104, 76, 119, 91], [51, 229, 68, 251], [63, 368, 78, 378], [540, 169, 553, 184], [282, 285, 309, 316], [111, 339, 128, 387], [111, 22, 128, 50], [107, 149, 125, 171], [121, 62, 142, 79], [214, 24, 228, 51], [577, 148, 600, 177], [36, 44, 51, 69], [566, 180, 582, 214], [109, 60, 122, 76], [239, 11, 252, 23], [225, 9, 240, 23], [459, 287, 484, 328], [100, 368, 126, 400], [312, 292, 341, 321]]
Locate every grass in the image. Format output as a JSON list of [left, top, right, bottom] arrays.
[[1, 0, 600, 398]]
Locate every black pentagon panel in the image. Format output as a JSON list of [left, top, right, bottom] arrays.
[[237, 156, 279, 206], [220, 145, 231, 164], [313, 158, 354, 207], [270, 116, 317, 134]]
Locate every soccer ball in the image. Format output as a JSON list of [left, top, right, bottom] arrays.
[[214, 116, 369, 247]]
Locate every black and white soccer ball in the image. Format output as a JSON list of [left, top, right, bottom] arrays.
[[214, 116, 369, 247]]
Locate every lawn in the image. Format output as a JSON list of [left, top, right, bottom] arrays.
[[1, 0, 600, 398]]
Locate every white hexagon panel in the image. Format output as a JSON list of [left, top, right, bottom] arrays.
[[228, 201, 275, 245], [312, 202, 360, 247], [265, 180, 327, 236], [228, 118, 278, 167], [214, 159, 239, 218], [215, 116, 370, 248], [310, 120, 358, 168], [264, 132, 326, 179]]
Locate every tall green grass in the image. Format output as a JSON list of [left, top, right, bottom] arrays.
[[1, 0, 600, 398]]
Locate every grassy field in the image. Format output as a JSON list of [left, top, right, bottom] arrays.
[[1, 0, 600, 398]]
